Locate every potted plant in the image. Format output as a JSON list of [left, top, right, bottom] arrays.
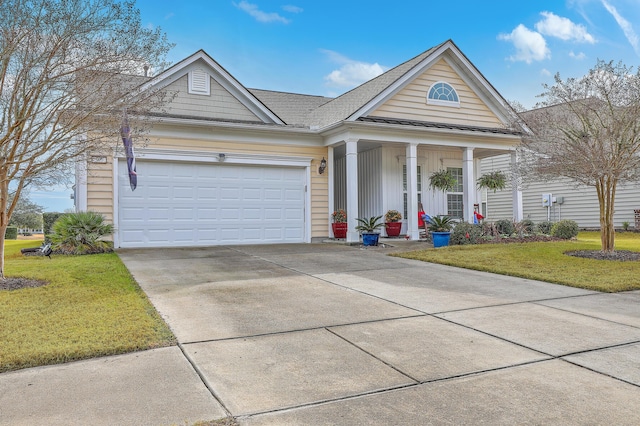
[[355, 215, 384, 246], [331, 209, 347, 239], [428, 215, 455, 247], [477, 170, 507, 192], [429, 169, 457, 192], [384, 209, 403, 237]]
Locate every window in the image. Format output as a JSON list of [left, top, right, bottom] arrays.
[[403, 164, 422, 219], [446, 167, 463, 219], [427, 81, 460, 107]]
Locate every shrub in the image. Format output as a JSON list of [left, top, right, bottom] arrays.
[[622, 221, 630, 231], [5, 226, 18, 240], [537, 221, 554, 235], [450, 222, 483, 245], [43, 212, 68, 235], [494, 219, 515, 236], [49, 211, 114, 255], [551, 219, 579, 239], [520, 219, 536, 234]]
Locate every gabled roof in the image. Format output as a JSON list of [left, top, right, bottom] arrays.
[[305, 41, 445, 128], [249, 89, 332, 126], [135, 50, 285, 125], [305, 39, 520, 131]]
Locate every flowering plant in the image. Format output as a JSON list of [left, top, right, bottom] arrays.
[[385, 209, 402, 222], [331, 209, 347, 223]]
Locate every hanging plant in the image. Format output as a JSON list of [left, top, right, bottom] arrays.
[[428, 170, 457, 192], [477, 171, 507, 192]]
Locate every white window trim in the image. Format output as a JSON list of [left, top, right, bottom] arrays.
[[426, 81, 460, 108]]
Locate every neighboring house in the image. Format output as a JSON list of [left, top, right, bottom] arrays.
[[75, 39, 525, 248], [482, 107, 640, 229]]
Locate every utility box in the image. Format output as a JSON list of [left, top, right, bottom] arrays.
[[542, 193, 553, 207]]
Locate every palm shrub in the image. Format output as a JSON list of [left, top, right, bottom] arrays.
[[450, 222, 482, 245], [551, 219, 579, 239], [50, 211, 114, 255], [355, 215, 384, 233]]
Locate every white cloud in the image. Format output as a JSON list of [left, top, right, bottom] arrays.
[[498, 24, 551, 63], [541, 68, 552, 77], [164, 12, 175, 20], [601, 0, 640, 56], [535, 11, 595, 43], [322, 50, 388, 88], [234, 1, 290, 24], [282, 5, 303, 13], [569, 51, 587, 60]]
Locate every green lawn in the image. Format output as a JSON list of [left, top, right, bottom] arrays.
[[394, 231, 640, 293], [0, 240, 175, 373]]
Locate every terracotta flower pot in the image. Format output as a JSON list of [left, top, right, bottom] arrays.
[[332, 222, 347, 239], [385, 222, 402, 237]]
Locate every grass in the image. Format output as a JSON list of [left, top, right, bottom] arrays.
[[394, 231, 640, 293], [0, 240, 176, 373]]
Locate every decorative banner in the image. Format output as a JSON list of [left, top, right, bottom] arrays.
[[120, 109, 137, 191]]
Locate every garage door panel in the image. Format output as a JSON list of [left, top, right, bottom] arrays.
[[118, 160, 306, 247]]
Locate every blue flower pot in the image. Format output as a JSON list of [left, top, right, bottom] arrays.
[[362, 233, 380, 246], [431, 231, 451, 248]]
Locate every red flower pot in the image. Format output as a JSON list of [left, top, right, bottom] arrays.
[[385, 222, 402, 237], [332, 222, 347, 239]]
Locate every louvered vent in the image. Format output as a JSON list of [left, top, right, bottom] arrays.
[[188, 68, 210, 95]]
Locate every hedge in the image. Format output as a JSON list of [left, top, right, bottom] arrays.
[[5, 226, 18, 240]]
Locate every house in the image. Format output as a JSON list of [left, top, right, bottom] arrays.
[[75, 39, 526, 248]]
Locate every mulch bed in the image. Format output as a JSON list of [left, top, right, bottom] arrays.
[[565, 250, 640, 261], [0, 277, 49, 291]]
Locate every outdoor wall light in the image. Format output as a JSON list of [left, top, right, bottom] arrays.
[[319, 157, 327, 174], [218, 153, 226, 162]]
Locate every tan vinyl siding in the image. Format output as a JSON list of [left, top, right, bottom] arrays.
[[160, 75, 261, 122], [85, 138, 329, 238], [86, 156, 114, 222], [370, 59, 503, 128]]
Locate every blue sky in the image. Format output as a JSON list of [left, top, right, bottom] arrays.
[[34, 0, 640, 212]]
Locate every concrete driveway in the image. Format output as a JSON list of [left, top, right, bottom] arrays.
[[119, 243, 640, 424], [3, 242, 640, 425]]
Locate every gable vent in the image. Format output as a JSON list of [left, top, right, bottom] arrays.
[[188, 68, 210, 95]]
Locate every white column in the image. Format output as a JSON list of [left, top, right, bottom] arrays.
[[463, 147, 475, 223], [406, 143, 420, 240], [511, 151, 523, 221], [327, 146, 334, 237], [345, 139, 359, 243]]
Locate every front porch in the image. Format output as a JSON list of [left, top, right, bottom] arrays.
[[328, 135, 522, 244]]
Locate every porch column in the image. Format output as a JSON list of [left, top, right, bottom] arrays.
[[327, 146, 334, 237], [345, 139, 360, 243], [463, 147, 475, 223], [511, 151, 523, 221], [406, 143, 420, 240]]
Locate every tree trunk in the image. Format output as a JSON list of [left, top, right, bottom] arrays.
[[596, 176, 617, 253], [0, 224, 5, 279]]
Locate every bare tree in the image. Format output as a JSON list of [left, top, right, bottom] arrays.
[[0, 0, 173, 277], [519, 60, 640, 252]]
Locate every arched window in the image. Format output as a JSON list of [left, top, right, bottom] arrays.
[[427, 81, 460, 107]]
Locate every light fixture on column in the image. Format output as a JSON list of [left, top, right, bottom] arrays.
[[319, 157, 327, 174]]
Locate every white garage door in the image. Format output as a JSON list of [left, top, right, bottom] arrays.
[[117, 160, 306, 247]]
